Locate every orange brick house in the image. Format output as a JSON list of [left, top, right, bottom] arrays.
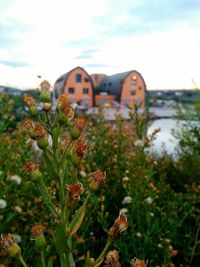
[[94, 70, 146, 107], [54, 66, 94, 107]]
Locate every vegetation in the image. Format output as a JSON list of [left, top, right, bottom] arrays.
[[0, 89, 199, 267]]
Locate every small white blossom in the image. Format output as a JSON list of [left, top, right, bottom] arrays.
[[14, 206, 23, 214], [0, 171, 3, 176], [9, 175, 22, 185], [144, 197, 153, 205], [150, 212, 154, 217], [158, 244, 163, 248], [120, 208, 128, 214], [134, 139, 143, 147], [122, 196, 132, 204], [122, 176, 129, 183], [13, 234, 22, 243], [136, 232, 142, 238], [79, 170, 86, 177], [0, 199, 7, 209]]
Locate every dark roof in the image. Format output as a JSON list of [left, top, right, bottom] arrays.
[[99, 70, 146, 101]]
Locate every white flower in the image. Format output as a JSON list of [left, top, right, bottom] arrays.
[[136, 232, 142, 238], [120, 208, 128, 214], [79, 170, 86, 177], [144, 197, 153, 205], [9, 175, 22, 185], [150, 212, 154, 217], [0, 199, 7, 209], [122, 176, 129, 183], [14, 206, 23, 214], [13, 234, 22, 243], [122, 196, 132, 204], [0, 171, 3, 176], [134, 139, 143, 147]]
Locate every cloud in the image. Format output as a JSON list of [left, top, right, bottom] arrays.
[[0, 60, 30, 68]]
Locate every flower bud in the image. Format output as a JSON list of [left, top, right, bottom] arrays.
[[0, 234, 21, 258], [37, 138, 48, 150], [69, 126, 80, 140], [31, 225, 46, 250], [42, 103, 52, 112], [108, 212, 128, 239], [32, 170, 43, 182], [28, 106, 39, 117]]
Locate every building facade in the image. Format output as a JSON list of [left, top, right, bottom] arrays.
[[54, 66, 94, 107], [96, 70, 146, 107]]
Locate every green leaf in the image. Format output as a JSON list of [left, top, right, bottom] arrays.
[[55, 222, 70, 254], [69, 200, 87, 236], [47, 258, 53, 267]]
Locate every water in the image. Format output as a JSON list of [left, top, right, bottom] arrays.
[[148, 118, 178, 155]]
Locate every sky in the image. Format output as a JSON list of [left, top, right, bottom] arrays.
[[0, 0, 200, 90]]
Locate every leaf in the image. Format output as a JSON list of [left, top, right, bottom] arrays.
[[47, 258, 53, 267], [55, 222, 70, 254], [69, 200, 87, 236]]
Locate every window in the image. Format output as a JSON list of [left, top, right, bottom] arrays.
[[138, 86, 142, 90], [76, 74, 82, 82], [83, 88, 89, 94], [69, 87, 75, 94], [84, 77, 89, 82], [131, 90, 136, 96]]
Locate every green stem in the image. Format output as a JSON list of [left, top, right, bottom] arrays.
[[40, 251, 46, 267], [66, 252, 75, 267], [19, 254, 28, 267], [60, 253, 67, 267], [94, 238, 112, 266]]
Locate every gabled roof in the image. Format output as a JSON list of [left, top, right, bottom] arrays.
[[99, 70, 146, 101]]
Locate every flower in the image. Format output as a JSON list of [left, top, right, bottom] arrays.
[[131, 258, 148, 267], [31, 225, 46, 237], [0, 199, 7, 209], [74, 143, 87, 158], [66, 182, 84, 207], [23, 95, 36, 106], [104, 250, 121, 267], [144, 197, 153, 205], [88, 170, 106, 189], [14, 206, 23, 214], [136, 232, 142, 238], [122, 196, 132, 205], [13, 234, 22, 243], [8, 175, 21, 185], [122, 177, 129, 184], [74, 118, 87, 131], [23, 160, 38, 173], [120, 208, 128, 214], [79, 170, 86, 177], [0, 234, 21, 258], [109, 212, 128, 239], [134, 140, 143, 147]]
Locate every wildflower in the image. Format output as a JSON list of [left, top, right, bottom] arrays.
[[0, 234, 21, 258], [31, 224, 46, 249], [79, 170, 86, 177], [104, 250, 121, 267], [120, 208, 128, 214], [158, 244, 163, 248], [34, 124, 46, 139], [144, 197, 153, 205], [74, 143, 87, 158], [23, 95, 36, 106], [23, 160, 38, 173], [74, 118, 87, 132], [14, 206, 22, 214], [136, 232, 142, 238], [31, 224, 46, 237], [131, 257, 148, 267], [9, 175, 22, 185], [150, 212, 154, 217], [42, 103, 52, 112], [22, 119, 35, 138], [88, 170, 106, 189], [122, 196, 132, 205], [0, 199, 7, 209], [13, 234, 22, 243], [134, 139, 143, 147], [40, 80, 51, 102], [109, 212, 128, 239], [66, 182, 84, 207], [122, 176, 129, 184]]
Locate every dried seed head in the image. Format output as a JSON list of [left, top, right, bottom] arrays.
[[22, 119, 35, 131], [104, 250, 121, 267], [0, 234, 21, 257], [88, 170, 106, 189], [40, 80, 51, 92], [109, 212, 128, 239], [74, 118, 87, 131], [34, 124, 46, 139], [58, 94, 68, 103], [31, 224, 46, 237], [66, 182, 84, 201], [23, 95, 36, 106], [23, 160, 38, 173], [131, 258, 148, 267], [74, 143, 87, 158], [43, 103, 52, 112]]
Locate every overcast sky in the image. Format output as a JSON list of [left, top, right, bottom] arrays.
[[0, 0, 200, 89]]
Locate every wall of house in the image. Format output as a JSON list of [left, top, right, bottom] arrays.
[[95, 94, 115, 106], [64, 67, 93, 107], [120, 71, 146, 107]]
